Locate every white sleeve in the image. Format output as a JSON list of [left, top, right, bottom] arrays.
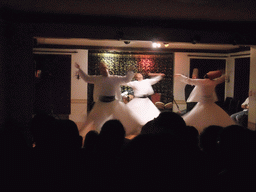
[[119, 71, 134, 85], [213, 75, 226, 84], [178, 75, 203, 86], [124, 80, 136, 87], [148, 75, 163, 85], [78, 68, 97, 83]]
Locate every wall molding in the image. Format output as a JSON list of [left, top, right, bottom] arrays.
[[33, 49, 78, 54], [188, 55, 228, 58], [174, 100, 186, 104], [248, 121, 256, 131], [71, 99, 87, 104], [229, 53, 250, 57]]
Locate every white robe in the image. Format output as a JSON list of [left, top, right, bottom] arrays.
[[78, 69, 142, 137], [177, 75, 236, 133], [124, 76, 163, 126]]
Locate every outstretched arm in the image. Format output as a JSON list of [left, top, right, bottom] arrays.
[[175, 74, 197, 85], [75, 63, 80, 69], [148, 72, 165, 77], [147, 73, 165, 85], [119, 66, 135, 85], [214, 75, 226, 84], [75, 63, 96, 83], [174, 74, 189, 82], [127, 65, 136, 72]]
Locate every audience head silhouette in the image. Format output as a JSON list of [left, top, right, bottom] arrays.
[[29, 113, 57, 148], [199, 125, 224, 153], [83, 130, 99, 149], [55, 119, 83, 149], [97, 119, 126, 154], [141, 111, 187, 135]]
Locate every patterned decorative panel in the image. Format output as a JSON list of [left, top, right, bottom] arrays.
[[87, 51, 173, 111]]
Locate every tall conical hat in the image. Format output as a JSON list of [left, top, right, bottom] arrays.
[[192, 68, 198, 78], [205, 70, 222, 80]]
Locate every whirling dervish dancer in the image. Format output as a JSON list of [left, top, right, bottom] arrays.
[[75, 62, 142, 138], [175, 70, 236, 133], [124, 72, 165, 126]]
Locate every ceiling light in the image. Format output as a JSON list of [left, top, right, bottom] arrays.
[[191, 35, 201, 44], [164, 43, 169, 47], [152, 42, 161, 48]]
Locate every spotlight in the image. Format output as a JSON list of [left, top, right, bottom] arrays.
[[116, 31, 124, 40], [191, 35, 201, 44], [152, 42, 161, 48], [164, 43, 169, 47], [124, 41, 130, 44]]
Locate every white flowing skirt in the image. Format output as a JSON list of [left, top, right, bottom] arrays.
[[126, 97, 160, 126], [79, 100, 142, 137], [182, 101, 236, 133]]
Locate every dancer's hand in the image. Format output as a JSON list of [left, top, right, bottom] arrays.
[[127, 65, 136, 72], [174, 74, 182, 77], [75, 63, 80, 69], [148, 73, 165, 77]]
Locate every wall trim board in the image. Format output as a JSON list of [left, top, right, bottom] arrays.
[[248, 121, 256, 131], [71, 99, 87, 104]]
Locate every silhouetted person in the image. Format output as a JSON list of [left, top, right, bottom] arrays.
[[88, 119, 126, 191], [30, 114, 83, 191], [230, 97, 249, 126], [55, 119, 83, 150], [29, 113, 57, 150], [199, 125, 223, 155], [95, 119, 126, 164], [83, 130, 99, 151], [0, 120, 34, 191], [117, 132, 207, 191], [182, 125, 200, 147], [215, 125, 256, 191], [199, 125, 224, 177], [140, 111, 187, 135]]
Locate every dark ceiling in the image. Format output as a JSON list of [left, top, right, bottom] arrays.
[[1, 0, 256, 49], [1, 0, 256, 21]]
